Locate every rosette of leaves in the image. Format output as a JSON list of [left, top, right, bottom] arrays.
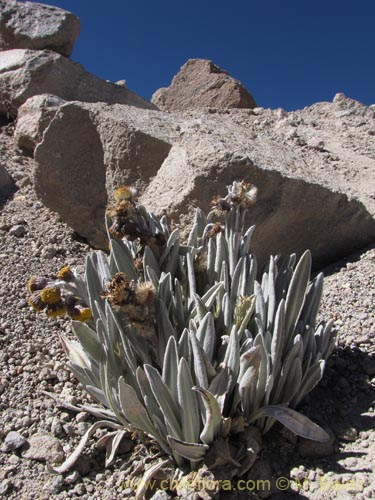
[[40, 182, 335, 476]]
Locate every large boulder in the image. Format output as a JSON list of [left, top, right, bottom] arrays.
[[0, 49, 156, 118], [0, 0, 80, 57], [152, 58, 256, 112], [14, 94, 64, 155], [34, 101, 174, 248], [29, 94, 375, 267]]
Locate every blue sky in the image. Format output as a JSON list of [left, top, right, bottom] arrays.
[[31, 0, 374, 110]]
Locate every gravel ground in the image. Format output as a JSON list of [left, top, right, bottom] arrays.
[[0, 122, 375, 499]]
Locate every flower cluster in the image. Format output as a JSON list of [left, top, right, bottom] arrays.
[[107, 186, 166, 252], [27, 267, 92, 322], [210, 181, 258, 217], [100, 272, 156, 322]]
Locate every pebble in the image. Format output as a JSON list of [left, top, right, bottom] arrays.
[[335, 426, 358, 442], [43, 475, 64, 494], [73, 483, 86, 496], [0, 480, 10, 496], [150, 491, 174, 500], [9, 225, 26, 237], [76, 412, 89, 423], [21, 433, 65, 463], [2, 431, 27, 451]]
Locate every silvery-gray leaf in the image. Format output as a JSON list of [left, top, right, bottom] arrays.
[[143, 246, 161, 278], [110, 239, 138, 280], [72, 321, 102, 363], [223, 325, 240, 394], [193, 387, 222, 445], [144, 365, 183, 439], [105, 429, 128, 467], [48, 420, 123, 474], [159, 228, 180, 267], [177, 358, 200, 443], [285, 250, 311, 343], [188, 330, 209, 389], [163, 337, 179, 402], [256, 405, 330, 442], [196, 312, 215, 361], [118, 377, 161, 440], [135, 459, 170, 500], [167, 436, 208, 461]]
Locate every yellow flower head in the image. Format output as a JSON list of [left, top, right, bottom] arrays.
[[113, 186, 137, 203], [57, 266, 74, 282], [45, 300, 66, 317], [27, 276, 48, 293], [68, 307, 92, 322], [40, 286, 61, 305]]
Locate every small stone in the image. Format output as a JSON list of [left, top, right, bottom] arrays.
[[95, 474, 104, 482], [121, 488, 133, 496], [43, 475, 64, 494], [8, 455, 20, 465], [73, 483, 86, 496], [38, 367, 57, 381], [335, 426, 358, 442], [150, 490, 174, 500], [307, 137, 325, 151], [21, 433, 65, 463], [3, 431, 27, 451], [77, 422, 90, 435], [9, 225, 26, 237], [51, 417, 63, 436], [76, 412, 89, 423], [0, 480, 11, 496], [19, 176, 32, 187], [56, 369, 70, 382], [335, 110, 353, 118], [42, 246, 57, 258]]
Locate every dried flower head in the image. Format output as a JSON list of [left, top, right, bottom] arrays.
[[205, 222, 224, 239], [193, 252, 208, 273], [134, 281, 156, 306], [228, 181, 258, 207], [56, 266, 74, 282], [101, 272, 133, 307], [210, 196, 231, 216], [133, 256, 144, 274], [27, 276, 48, 293], [40, 286, 61, 305]]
